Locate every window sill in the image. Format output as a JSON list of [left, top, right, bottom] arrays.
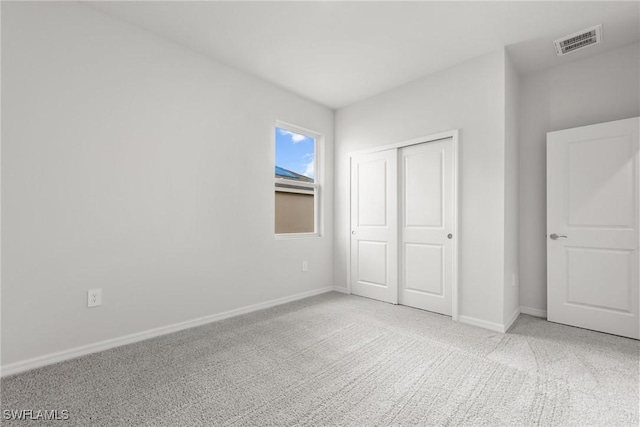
[[275, 233, 321, 240]]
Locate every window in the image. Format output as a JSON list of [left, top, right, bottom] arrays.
[[274, 122, 321, 236]]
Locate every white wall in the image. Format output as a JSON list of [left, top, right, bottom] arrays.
[[503, 53, 520, 325], [518, 42, 640, 313], [1, 2, 334, 366], [334, 50, 509, 326]]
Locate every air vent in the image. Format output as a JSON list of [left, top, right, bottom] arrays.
[[553, 25, 602, 56]]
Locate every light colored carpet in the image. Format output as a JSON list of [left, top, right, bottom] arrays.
[[1, 292, 638, 426]]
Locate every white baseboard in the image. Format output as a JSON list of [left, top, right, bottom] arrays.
[[520, 306, 547, 318], [458, 315, 508, 333], [1, 286, 335, 378], [463, 307, 520, 334], [331, 286, 349, 294], [504, 307, 521, 332]]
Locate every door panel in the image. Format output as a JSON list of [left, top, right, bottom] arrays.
[[350, 150, 398, 303], [568, 135, 634, 227], [404, 243, 443, 295], [547, 117, 639, 339], [399, 139, 454, 315], [404, 151, 443, 227], [357, 241, 388, 287], [358, 160, 388, 226], [566, 247, 632, 312]]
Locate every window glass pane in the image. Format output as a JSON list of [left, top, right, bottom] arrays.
[[275, 127, 315, 183], [275, 190, 315, 234], [275, 126, 317, 235]]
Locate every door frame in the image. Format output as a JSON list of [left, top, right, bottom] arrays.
[[347, 129, 460, 321]]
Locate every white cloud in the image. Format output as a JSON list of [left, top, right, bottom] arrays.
[[279, 129, 308, 143], [303, 159, 315, 179]]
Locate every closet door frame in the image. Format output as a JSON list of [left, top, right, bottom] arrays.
[[347, 129, 460, 321]]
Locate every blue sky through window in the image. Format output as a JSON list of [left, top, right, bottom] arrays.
[[275, 127, 315, 181]]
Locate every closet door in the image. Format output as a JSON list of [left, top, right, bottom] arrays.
[[399, 139, 454, 315], [350, 149, 398, 304], [547, 117, 639, 339]]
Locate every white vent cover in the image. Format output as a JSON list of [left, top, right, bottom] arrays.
[[553, 25, 603, 56]]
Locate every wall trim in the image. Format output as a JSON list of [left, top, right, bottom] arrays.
[[1, 286, 336, 378], [504, 307, 521, 332], [332, 286, 349, 294], [520, 306, 547, 318], [458, 315, 508, 333]]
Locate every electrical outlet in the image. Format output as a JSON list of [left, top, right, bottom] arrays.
[[302, 261, 308, 272], [88, 288, 102, 307]]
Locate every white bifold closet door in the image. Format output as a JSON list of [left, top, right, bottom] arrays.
[[547, 117, 639, 339], [350, 138, 454, 316]]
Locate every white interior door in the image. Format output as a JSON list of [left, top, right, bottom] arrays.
[[547, 117, 639, 339], [350, 149, 398, 304], [399, 139, 454, 316]]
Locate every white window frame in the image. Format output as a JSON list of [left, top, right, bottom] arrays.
[[274, 121, 322, 239]]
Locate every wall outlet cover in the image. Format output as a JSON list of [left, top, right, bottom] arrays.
[[88, 288, 102, 307]]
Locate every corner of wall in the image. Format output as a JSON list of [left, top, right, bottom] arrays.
[[503, 50, 521, 325]]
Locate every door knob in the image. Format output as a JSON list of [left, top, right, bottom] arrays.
[[351, 230, 356, 235], [447, 233, 453, 239], [550, 233, 567, 240]]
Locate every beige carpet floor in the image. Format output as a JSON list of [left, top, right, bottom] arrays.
[[1, 292, 638, 426]]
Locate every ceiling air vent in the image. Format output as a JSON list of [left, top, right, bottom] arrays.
[[553, 25, 602, 56]]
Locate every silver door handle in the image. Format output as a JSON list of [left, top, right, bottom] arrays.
[[351, 230, 356, 235], [550, 233, 567, 240]]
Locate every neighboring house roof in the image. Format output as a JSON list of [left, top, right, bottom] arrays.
[[275, 166, 313, 182]]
